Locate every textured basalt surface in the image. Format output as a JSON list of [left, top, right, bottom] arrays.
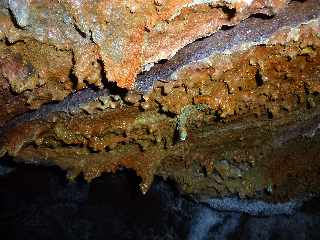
[[0, 0, 320, 202], [1, 0, 289, 90]]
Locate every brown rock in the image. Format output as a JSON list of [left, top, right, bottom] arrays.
[[0, 0, 320, 201]]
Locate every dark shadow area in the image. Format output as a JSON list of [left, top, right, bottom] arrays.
[[220, 6, 236, 20], [0, 159, 194, 240], [250, 13, 275, 20], [98, 59, 128, 98], [0, 158, 319, 240]]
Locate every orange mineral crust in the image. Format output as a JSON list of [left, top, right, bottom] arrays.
[[0, 40, 73, 126], [1, 0, 289, 89], [1, 6, 320, 200]]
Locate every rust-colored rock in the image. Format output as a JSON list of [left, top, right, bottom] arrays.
[[1, 0, 289, 89], [0, 39, 73, 126], [0, 0, 320, 201]]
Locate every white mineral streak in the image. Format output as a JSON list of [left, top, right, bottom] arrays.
[[204, 197, 302, 216], [142, 63, 155, 72], [188, 197, 310, 240]]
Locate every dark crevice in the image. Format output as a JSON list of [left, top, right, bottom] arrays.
[[4, 38, 25, 46], [6, 8, 23, 29], [224, 81, 232, 94], [220, 25, 235, 31], [98, 59, 128, 97], [68, 71, 78, 90], [267, 109, 274, 119], [69, 57, 128, 99], [73, 23, 87, 38], [173, 128, 182, 144], [250, 12, 275, 20], [98, 59, 108, 87], [89, 30, 94, 42], [220, 6, 236, 20], [104, 81, 128, 98], [255, 69, 264, 87], [157, 59, 168, 64]]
